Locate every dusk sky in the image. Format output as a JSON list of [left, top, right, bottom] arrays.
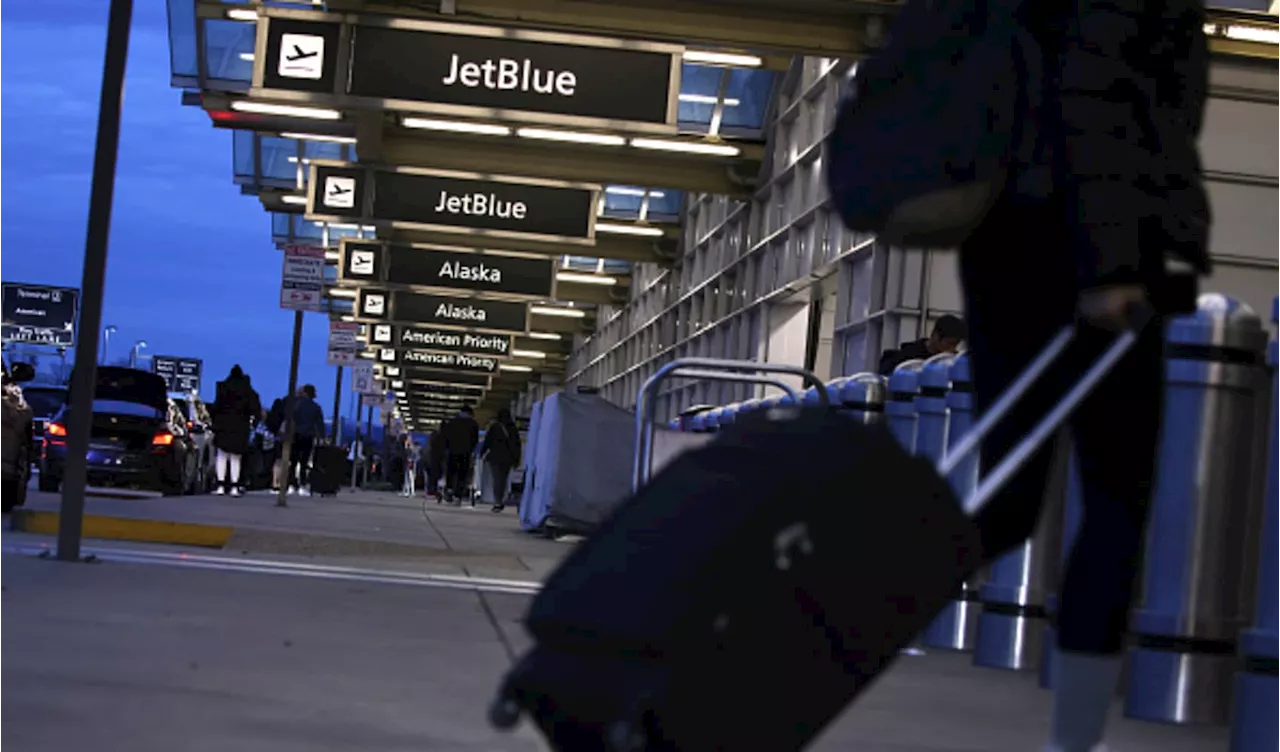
[[2, 0, 348, 421]]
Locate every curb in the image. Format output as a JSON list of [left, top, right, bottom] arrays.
[[10, 511, 234, 549]]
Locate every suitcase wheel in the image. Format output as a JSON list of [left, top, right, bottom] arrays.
[[487, 692, 522, 730]]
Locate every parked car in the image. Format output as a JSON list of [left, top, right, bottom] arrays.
[[171, 394, 216, 493], [23, 383, 68, 462], [1, 362, 36, 512], [40, 367, 199, 495]]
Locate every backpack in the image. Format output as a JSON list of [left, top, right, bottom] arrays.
[[825, 0, 1045, 248]]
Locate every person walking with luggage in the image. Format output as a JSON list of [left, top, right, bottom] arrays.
[[287, 384, 325, 496], [210, 365, 261, 497], [878, 315, 966, 375], [440, 405, 479, 505], [945, 4, 1210, 750], [400, 435, 419, 497], [479, 407, 522, 513]]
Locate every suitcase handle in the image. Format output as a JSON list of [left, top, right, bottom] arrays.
[[633, 359, 828, 490], [938, 303, 1154, 516]]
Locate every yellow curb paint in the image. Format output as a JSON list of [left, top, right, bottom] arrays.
[[11, 511, 233, 549]]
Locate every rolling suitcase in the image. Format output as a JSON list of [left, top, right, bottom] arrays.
[[489, 315, 1148, 751], [308, 444, 346, 497]]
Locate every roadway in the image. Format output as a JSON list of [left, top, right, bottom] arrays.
[[2, 489, 1232, 751]]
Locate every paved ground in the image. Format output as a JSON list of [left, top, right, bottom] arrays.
[[18, 488, 571, 580], [2, 548, 1230, 752]]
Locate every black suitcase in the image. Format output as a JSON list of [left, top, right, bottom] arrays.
[[490, 320, 1145, 751], [308, 444, 347, 497]]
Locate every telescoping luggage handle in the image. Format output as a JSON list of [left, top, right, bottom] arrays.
[[938, 306, 1153, 516], [633, 360, 829, 490]]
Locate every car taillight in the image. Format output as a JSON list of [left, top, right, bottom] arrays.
[[46, 423, 67, 437], [152, 431, 175, 447]]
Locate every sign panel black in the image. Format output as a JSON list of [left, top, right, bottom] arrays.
[[1, 283, 79, 347], [349, 26, 676, 125], [402, 383, 485, 398], [343, 241, 556, 299], [377, 348, 500, 374], [405, 367, 492, 388], [358, 289, 529, 335], [374, 171, 593, 240], [261, 19, 342, 94], [367, 322, 512, 357], [152, 356, 204, 394]]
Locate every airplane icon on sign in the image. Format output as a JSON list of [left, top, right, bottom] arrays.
[[286, 45, 318, 63]]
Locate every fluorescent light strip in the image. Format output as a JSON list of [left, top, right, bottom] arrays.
[[285, 157, 313, 164], [527, 332, 561, 341], [531, 306, 587, 319], [279, 132, 356, 144], [328, 288, 357, 299], [324, 250, 340, 261], [281, 195, 307, 206], [605, 186, 665, 199], [683, 50, 763, 68], [226, 9, 258, 22], [630, 138, 741, 157], [402, 117, 511, 136], [500, 364, 534, 372], [556, 272, 618, 286], [678, 94, 741, 107], [515, 128, 626, 146], [239, 52, 255, 62], [595, 222, 665, 237], [511, 350, 547, 359], [339, 315, 355, 322], [1203, 22, 1280, 44], [231, 102, 342, 120]]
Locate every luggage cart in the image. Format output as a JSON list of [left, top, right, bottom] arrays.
[[632, 358, 829, 490]]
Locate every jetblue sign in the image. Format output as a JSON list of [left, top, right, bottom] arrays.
[[254, 15, 681, 133], [341, 240, 556, 300], [309, 163, 597, 243], [356, 289, 529, 336], [367, 323, 512, 357]]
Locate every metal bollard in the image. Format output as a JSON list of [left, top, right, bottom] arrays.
[[1125, 294, 1269, 725], [916, 353, 978, 651], [838, 373, 887, 425], [886, 359, 927, 453], [1039, 446, 1085, 689], [1229, 296, 1278, 751]]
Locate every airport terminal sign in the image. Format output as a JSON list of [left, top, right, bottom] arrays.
[[367, 323, 512, 358], [375, 347, 500, 374], [310, 163, 596, 243], [405, 367, 492, 389], [357, 289, 529, 335], [152, 356, 203, 394], [1, 283, 79, 347], [342, 241, 556, 300], [256, 16, 681, 132]]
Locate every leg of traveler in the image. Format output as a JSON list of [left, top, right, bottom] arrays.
[[229, 452, 243, 497], [490, 463, 511, 512], [445, 454, 469, 504], [214, 449, 228, 495], [961, 196, 1166, 752], [294, 435, 314, 495]]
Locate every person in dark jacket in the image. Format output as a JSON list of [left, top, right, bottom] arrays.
[[426, 430, 447, 500], [287, 384, 325, 496], [211, 365, 261, 496], [440, 405, 480, 504], [877, 315, 967, 375], [479, 407, 522, 513], [954, 2, 1209, 750]]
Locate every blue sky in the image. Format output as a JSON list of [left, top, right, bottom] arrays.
[[2, 0, 348, 421]]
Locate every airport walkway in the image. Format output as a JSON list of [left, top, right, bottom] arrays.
[[3, 490, 1230, 752]]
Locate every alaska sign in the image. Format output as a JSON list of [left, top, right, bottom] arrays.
[[356, 289, 529, 336], [253, 14, 682, 133], [308, 162, 598, 244], [341, 240, 555, 300]]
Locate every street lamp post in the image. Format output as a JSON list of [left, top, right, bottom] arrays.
[[101, 325, 117, 365], [129, 340, 147, 369]]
